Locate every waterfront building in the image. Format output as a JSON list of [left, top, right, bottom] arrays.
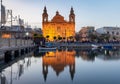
[[33, 28, 42, 35], [96, 27, 120, 40], [24, 27, 33, 39], [79, 26, 95, 42], [42, 6, 75, 41], [0, 25, 25, 39]]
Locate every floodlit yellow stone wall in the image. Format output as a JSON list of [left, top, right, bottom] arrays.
[[43, 22, 75, 41]]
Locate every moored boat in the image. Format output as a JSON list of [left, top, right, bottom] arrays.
[[39, 47, 57, 51], [91, 44, 99, 48]]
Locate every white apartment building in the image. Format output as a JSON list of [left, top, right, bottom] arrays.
[[96, 27, 120, 40]]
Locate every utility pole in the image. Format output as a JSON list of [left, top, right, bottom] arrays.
[[7, 10, 13, 47], [10, 10, 12, 29], [10, 10, 12, 47]]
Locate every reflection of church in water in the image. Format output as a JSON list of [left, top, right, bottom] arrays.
[[42, 50, 76, 81]]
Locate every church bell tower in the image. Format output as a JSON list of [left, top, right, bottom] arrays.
[[69, 7, 75, 23], [42, 6, 48, 22]]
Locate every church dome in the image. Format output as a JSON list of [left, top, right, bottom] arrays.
[[51, 11, 66, 22]]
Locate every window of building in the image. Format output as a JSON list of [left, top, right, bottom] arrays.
[[116, 32, 119, 35], [107, 31, 109, 34], [112, 31, 114, 35]]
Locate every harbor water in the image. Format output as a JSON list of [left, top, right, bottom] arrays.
[[0, 48, 120, 84]]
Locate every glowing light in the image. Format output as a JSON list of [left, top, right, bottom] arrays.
[[26, 32, 29, 36], [2, 34, 11, 38]]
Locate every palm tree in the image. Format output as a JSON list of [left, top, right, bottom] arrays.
[[69, 36, 73, 42]]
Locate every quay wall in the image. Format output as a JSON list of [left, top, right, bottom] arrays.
[[0, 38, 33, 48]]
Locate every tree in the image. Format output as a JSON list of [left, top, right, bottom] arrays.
[[89, 33, 98, 42], [53, 36, 57, 42], [33, 34, 45, 46], [69, 36, 74, 42], [75, 33, 80, 41], [58, 36, 62, 41], [113, 36, 117, 40], [34, 34, 37, 37], [97, 34, 110, 43], [46, 35, 49, 42]]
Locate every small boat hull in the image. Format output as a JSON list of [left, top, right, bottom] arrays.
[[91, 44, 99, 48], [103, 46, 112, 49]]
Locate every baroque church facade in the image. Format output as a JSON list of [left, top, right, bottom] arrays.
[[42, 6, 75, 41]]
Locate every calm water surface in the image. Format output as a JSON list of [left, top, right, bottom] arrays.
[[0, 48, 120, 84]]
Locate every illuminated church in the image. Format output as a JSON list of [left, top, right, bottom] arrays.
[[42, 6, 75, 41]]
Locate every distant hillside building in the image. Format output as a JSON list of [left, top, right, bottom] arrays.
[[42, 6, 75, 41]]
